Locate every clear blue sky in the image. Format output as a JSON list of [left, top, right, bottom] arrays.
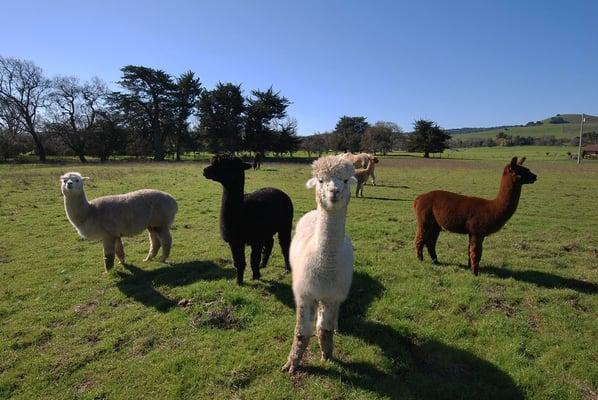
[[1, 0, 596, 134]]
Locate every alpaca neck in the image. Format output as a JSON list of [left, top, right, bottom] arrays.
[[492, 175, 522, 226], [64, 191, 91, 226], [220, 180, 244, 239], [314, 204, 347, 252]]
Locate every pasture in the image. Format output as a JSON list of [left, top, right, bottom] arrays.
[[0, 152, 596, 399]]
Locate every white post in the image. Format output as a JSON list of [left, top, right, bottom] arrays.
[[577, 113, 585, 164]]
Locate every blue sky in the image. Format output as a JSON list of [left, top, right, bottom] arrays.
[[1, 0, 596, 134]]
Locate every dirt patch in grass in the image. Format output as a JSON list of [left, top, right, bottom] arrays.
[[191, 297, 241, 330], [73, 301, 97, 316]]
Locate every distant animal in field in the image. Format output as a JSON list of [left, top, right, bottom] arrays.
[[203, 155, 293, 285], [354, 156, 379, 197], [413, 157, 537, 275], [253, 152, 263, 170], [282, 155, 357, 374], [60, 172, 178, 272], [341, 152, 379, 185]]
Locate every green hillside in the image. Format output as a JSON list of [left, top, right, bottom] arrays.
[[452, 114, 598, 140]]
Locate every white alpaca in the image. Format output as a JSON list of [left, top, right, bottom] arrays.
[[282, 155, 356, 374], [60, 172, 178, 272]]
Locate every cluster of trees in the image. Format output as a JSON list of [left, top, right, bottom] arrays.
[[0, 56, 300, 162], [300, 117, 450, 158]]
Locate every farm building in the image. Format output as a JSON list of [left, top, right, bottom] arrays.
[[582, 144, 598, 158]]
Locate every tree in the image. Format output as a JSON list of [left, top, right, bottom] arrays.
[[361, 121, 402, 154], [244, 87, 291, 153], [300, 133, 329, 157], [47, 76, 107, 162], [110, 66, 177, 161], [86, 110, 128, 162], [0, 56, 50, 161], [174, 71, 202, 161], [330, 116, 369, 152], [407, 119, 451, 158], [198, 82, 245, 154], [270, 118, 300, 156]]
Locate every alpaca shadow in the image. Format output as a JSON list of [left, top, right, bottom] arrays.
[[483, 265, 598, 295], [360, 196, 409, 202], [371, 184, 410, 189], [115, 261, 235, 312], [270, 272, 522, 398]]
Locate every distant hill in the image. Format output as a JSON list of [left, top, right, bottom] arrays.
[[449, 114, 598, 140]]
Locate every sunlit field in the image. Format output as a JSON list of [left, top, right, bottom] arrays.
[[1, 151, 596, 399]]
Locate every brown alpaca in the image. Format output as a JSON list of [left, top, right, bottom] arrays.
[[354, 157, 379, 197], [413, 157, 537, 275]]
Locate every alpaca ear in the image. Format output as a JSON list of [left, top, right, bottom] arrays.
[[82, 176, 90, 181], [243, 163, 252, 170], [306, 177, 317, 189], [510, 157, 518, 167], [348, 176, 358, 186], [518, 157, 526, 165]]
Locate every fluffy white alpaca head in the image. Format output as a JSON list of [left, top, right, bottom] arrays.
[[60, 172, 89, 196], [306, 155, 356, 211]]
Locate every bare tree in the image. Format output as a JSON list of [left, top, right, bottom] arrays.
[[0, 56, 50, 161], [47, 76, 107, 162]]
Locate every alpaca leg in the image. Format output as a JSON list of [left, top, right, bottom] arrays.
[[250, 243, 262, 280], [282, 299, 316, 374], [230, 241, 246, 285], [468, 235, 484, 276], [426, 226, 441, 264], [115, 237, 126, 265], [102, 237, 116, 272], [144, 228, 161, 261], [278, 228, 292, 271], [260, 237, 274, 269], [157, 228, 172, 262], [316, 301, 340, 360], [415, 224, 425, 261], [370, 169, 376, 186]]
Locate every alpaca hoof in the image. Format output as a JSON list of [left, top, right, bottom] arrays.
[[282, 359, 299, 374], [143, 256, 153, 262], [431, 259, 439, 265], [252, 272, 261, 280]]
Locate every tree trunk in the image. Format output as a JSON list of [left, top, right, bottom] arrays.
[[423, 151, 430, 158], [31, 132, 46, 162], [175, 134, 181, 161], [78, 152, 88, 163]]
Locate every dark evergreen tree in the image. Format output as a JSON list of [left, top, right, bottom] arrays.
[[244, 87, 290, 153], [330, 116, 369, 152], [174, 71, 202, 161], [198, 82, 245, 154], [407, 119, 451, 158], [110, 65, 177, 161]]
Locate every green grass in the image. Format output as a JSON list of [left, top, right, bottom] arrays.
[[0, 151, 596, 399], [451, 114, 598, 140]]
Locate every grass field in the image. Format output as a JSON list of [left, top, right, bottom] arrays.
[[0, 150, 596, 399]]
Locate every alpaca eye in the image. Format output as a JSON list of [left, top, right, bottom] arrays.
[[343, 179, 348, 184], [319, 179, 323, 184]]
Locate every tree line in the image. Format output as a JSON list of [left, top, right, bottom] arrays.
[[1, 55, 455, 162], [0, 56, 301, 162]]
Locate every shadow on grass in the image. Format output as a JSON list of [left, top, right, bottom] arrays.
[[269, 272, 523, 399], [483, 265, 597, 294], [368, 184, 410, 189], [115, 261, 235, 312], [357, 196, 410, 202]]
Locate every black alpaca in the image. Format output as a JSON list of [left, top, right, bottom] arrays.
[[203, 155, 293, 285]]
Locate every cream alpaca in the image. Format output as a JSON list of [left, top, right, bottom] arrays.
[[60, 172, 178, 271], [341, 152, 378, 185], [282, 155, 356, 374], [354, 157, 378, 197]]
